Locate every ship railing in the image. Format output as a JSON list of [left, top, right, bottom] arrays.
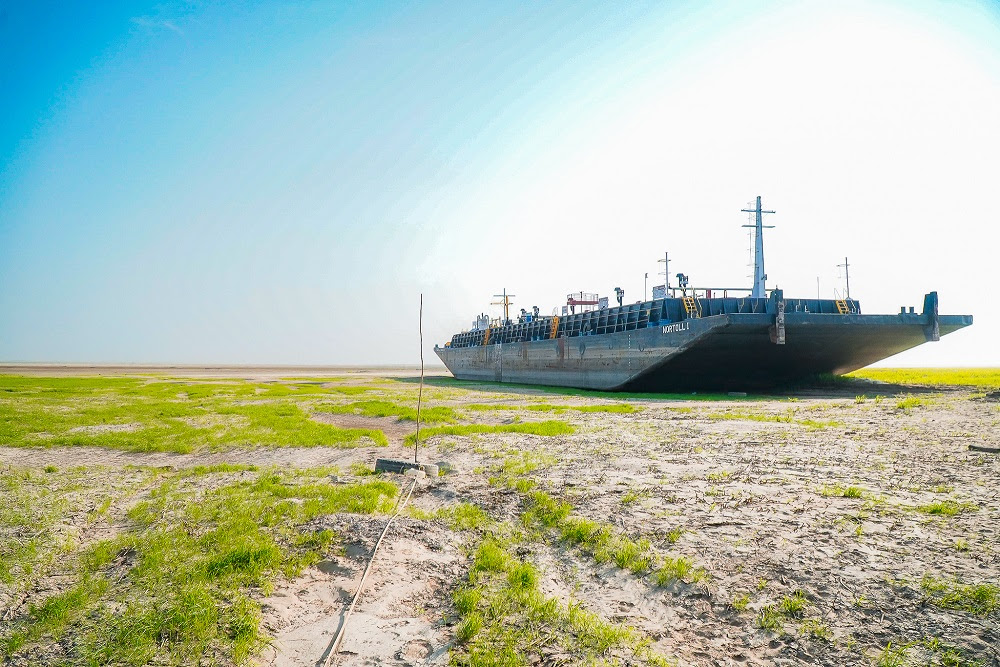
[[448, 290, 795, 348], [665, 286, 777, 299]]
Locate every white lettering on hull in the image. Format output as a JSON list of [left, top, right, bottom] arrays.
[[662, 321, 691, 334]]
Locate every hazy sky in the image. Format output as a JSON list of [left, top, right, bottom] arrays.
[[2, 1, 998, 366]]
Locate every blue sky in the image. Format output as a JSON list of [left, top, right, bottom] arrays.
[[2, 1, 999, 365]]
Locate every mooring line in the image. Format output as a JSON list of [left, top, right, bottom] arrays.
[[320, 476, 418, 666]]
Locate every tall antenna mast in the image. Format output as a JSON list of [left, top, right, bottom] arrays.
[[492, 289, 516, 325], [837, 257, 851, 299], [740, 196, 776, 298]]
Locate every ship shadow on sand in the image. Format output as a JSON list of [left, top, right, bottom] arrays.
[[391, 374, 945, 402]]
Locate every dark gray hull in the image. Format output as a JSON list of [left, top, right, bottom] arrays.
[[434, 311, 973, 391]]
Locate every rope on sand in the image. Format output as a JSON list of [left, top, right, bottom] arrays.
[[321, 294, 427, 665], [320, 476, 418, 666]]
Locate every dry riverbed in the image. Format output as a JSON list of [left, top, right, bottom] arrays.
[[1, 369, 998, 666]]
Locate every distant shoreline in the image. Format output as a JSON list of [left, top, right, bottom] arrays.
[[0, 363, 448, 377]]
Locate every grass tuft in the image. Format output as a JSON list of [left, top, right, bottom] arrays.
[[755, 605, 782, 631], [655, 556, 699, 586], [875, 641, 909, 667], [525, 492, 572, 528], [920, 576, 998, 616], [895, 395, 927, 411], [915, 500, 977, 516], [820, 484, 865, 498], [777, 591, 807, 618]]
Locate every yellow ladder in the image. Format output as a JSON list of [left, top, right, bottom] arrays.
[[549, 316, 560, 339], [683, 296, 700, 318], [835, 299, 849, 314], [483, 327, 491, 345]]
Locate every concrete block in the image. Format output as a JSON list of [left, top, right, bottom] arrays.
[[374, 458, 422, 475]]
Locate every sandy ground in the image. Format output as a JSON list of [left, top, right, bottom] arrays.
[[260, 516, 462, 667], [0, 443, 374, 472], [0, 364, 444, 379], [2, 373, 998, 666]]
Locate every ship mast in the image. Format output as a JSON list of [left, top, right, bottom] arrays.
[[837, 256, 851, 299], [492, 289, 516, 325], [741, 196, 775, 298]]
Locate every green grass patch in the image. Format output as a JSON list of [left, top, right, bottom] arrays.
[[920, 636, 985, 666], [655, 555, 706, 586], [1, 467, 399, 664], [871, 637, 986, 667], [322, 399, 459, 424], [729, 592, 750, 612], [895, 394, 927, 411], [755, 605, 783, 631], [486, 450, 558, 492], [705, 410, 842, 429], [621, 488, 651, 505], [0, 466, 159, 591], [915, 500, 977, 516], [486, 453, 709, 587], [211, 402, 389, 449], [521, 491, 706, 585], [875, 641, 909, 667], [777, 591, 807, 618], [0, 375, 389, 453], [410, 502, 492, 531], [452, 538, 672, 666], [849, 368, 1000, 389], [819, 484, 865, 498], [798, 618, 832, 641], [523, 491, 572, 528], [754, 591, 812, 634], [920, 576, 999, 616], [9, 574, 109, 651]]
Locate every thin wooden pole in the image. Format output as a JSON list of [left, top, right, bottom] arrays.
[[414, 294, 424, 464]]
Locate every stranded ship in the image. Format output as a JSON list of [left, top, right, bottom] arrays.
[[434, 197, 972, 391]]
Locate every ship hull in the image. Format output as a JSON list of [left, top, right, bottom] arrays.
[[434, 312, 972, 391]]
